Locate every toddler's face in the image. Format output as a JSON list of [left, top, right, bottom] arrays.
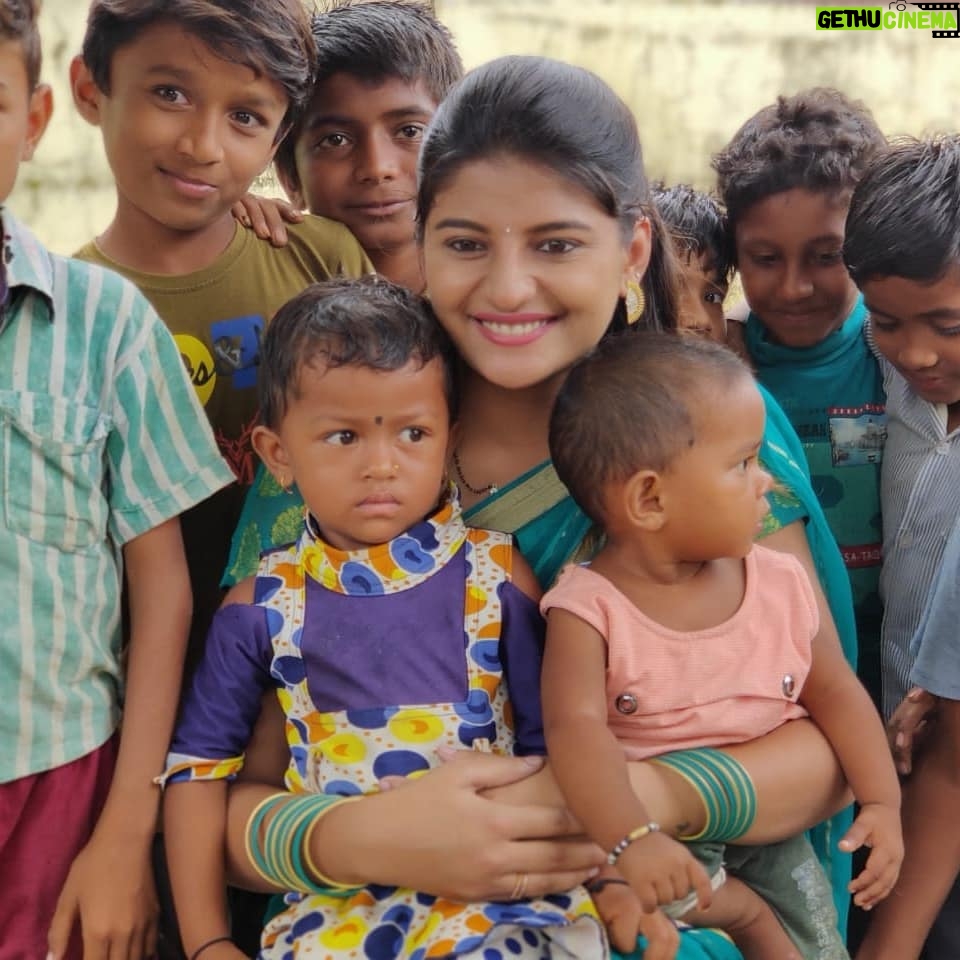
[[268, 356, 452, 551], [735, 187, 858, 348], [863, 268, 960, 424]]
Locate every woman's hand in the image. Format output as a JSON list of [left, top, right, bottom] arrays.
[[315, 751, 604, 901], [887, 687, 938, 776], [231, 193, 303, 246]]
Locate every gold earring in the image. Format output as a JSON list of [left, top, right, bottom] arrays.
[[625, 278, 646, 325], [277, 472, 291, 493]]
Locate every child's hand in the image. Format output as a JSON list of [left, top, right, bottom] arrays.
[[231, 193, 303, 246], [887, 686, 938, 775], [616, 830, 714, 914], [587, 874, 645, 953], [636, 908, 681, 960], [841, 802, 904, 910], [47, 832, 158, 959]]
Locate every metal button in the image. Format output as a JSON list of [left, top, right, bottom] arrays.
[[782, 674, 796, 698], [615, 692, 639, 715]]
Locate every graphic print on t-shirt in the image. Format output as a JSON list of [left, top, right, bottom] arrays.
[[827, 403, 887, 468]]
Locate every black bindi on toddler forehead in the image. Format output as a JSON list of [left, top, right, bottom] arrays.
[[375, 416, 383, 425]]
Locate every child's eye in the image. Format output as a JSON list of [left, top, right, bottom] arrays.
[[153, 85, 187, 105], [749, 253, 777, 267], [400, 426, 426, 442], [704, 291, 725, 305], [537, 239, 579, 254], [232, 110, 265, 129], [396, 124, 426, 142], [325, 430, 357, 445], [317, 132, 351, 149], [870, 315, 898, 333], [815, 250, 844, 265]]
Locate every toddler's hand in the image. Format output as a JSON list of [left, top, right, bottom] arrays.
[[616, 830, 713, 914], [231, 193, 303, 246], [842, 802, 904, 910], [587, 873, 644, 953], [637, 908, 681, 960]]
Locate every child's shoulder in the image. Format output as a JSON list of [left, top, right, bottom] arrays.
[[282, 214, 373, 277]]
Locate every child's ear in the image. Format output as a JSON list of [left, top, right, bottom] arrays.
[[623, 469, 666, 531], [275, 162, 305, 211], [69, 56, 102, 127], [21, 83, 53, 161], [252, 425, 291, 488], [619, 216, 653, 300]]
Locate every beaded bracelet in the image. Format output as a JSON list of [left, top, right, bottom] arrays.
[[607, 821, 660, 866]]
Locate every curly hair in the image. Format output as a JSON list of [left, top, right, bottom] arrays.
[[713, 87, 886, 236]]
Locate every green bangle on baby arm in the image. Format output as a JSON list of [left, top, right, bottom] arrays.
[[246, 792, 363, 898], [650, 747, 757, 842]]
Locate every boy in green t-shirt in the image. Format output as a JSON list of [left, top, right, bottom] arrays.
[[69, 0, 372, 663]]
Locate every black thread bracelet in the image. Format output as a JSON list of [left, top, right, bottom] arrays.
[[189, 935, 233, 960], [584, 877, 631, 895]]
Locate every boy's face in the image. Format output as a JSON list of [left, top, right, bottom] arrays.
[[735, 187, 859, 348], [676, 249, 728, 342], [71, 22, 287, 237], [0, 40, 51, 207], [863, 268, 960, 415], [254, 356, 451, 552], [284, 73, 437, 255]]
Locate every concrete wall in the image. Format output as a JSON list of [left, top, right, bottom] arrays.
[[12, 0, 958, 255]]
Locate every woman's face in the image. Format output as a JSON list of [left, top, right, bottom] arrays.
[[421, 155, 650, 392]]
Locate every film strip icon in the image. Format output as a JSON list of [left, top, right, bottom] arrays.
[[911, 2, 960, 37]]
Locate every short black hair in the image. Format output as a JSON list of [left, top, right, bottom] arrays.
[[845, 136, 960, 286], [275, 1, 463, 193], [81, 0, 315, 134], [1, 0, 41, 90], [550, 331, 751, 525], [652, 183, 733, 282], [259, 276, 458, 429], [713, 87, 886, 239]]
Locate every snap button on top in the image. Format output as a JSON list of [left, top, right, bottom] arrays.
[[615, 692, 639, 715]]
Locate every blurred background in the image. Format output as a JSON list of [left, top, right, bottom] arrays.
[[14, 0, 959, 254]]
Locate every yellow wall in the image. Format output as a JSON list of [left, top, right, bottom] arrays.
[[13, 0, 958, 254]]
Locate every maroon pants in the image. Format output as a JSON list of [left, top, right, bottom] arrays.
[[0, 735, 118, 960]]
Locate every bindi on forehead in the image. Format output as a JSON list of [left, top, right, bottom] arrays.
[[374, 416, 383, 425]]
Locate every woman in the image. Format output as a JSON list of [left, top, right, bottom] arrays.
[[222, 57, 858, 959]]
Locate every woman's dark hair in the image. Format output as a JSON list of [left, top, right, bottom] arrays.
[[652, 182, 733, 282], [416, 55, 680, 334], [551, 330, 750, 525], [845, 136, 960, 286], [713, 87, 886, 241], [259, 276, 458, 429]]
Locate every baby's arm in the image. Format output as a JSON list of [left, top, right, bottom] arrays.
[[164, 578, 271, 958], [799, 602, 902, 910], [540, 606, 713, 912], [48, 518, 190, 960]]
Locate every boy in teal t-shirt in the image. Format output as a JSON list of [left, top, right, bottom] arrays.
[[714, 87, 887, 708]]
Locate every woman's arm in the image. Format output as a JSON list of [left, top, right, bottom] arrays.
[[225, 751, 605, 901]]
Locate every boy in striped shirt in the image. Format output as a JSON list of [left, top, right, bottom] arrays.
[[0, 3, 234, 958], [843, 136, 960, 960]]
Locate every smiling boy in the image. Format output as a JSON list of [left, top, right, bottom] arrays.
[[844, 135, 960, 960], [69, 0, 372, 666]]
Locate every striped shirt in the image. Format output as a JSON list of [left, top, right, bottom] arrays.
[[868, 323, 960, 717], [0, 213, 234, 781]]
